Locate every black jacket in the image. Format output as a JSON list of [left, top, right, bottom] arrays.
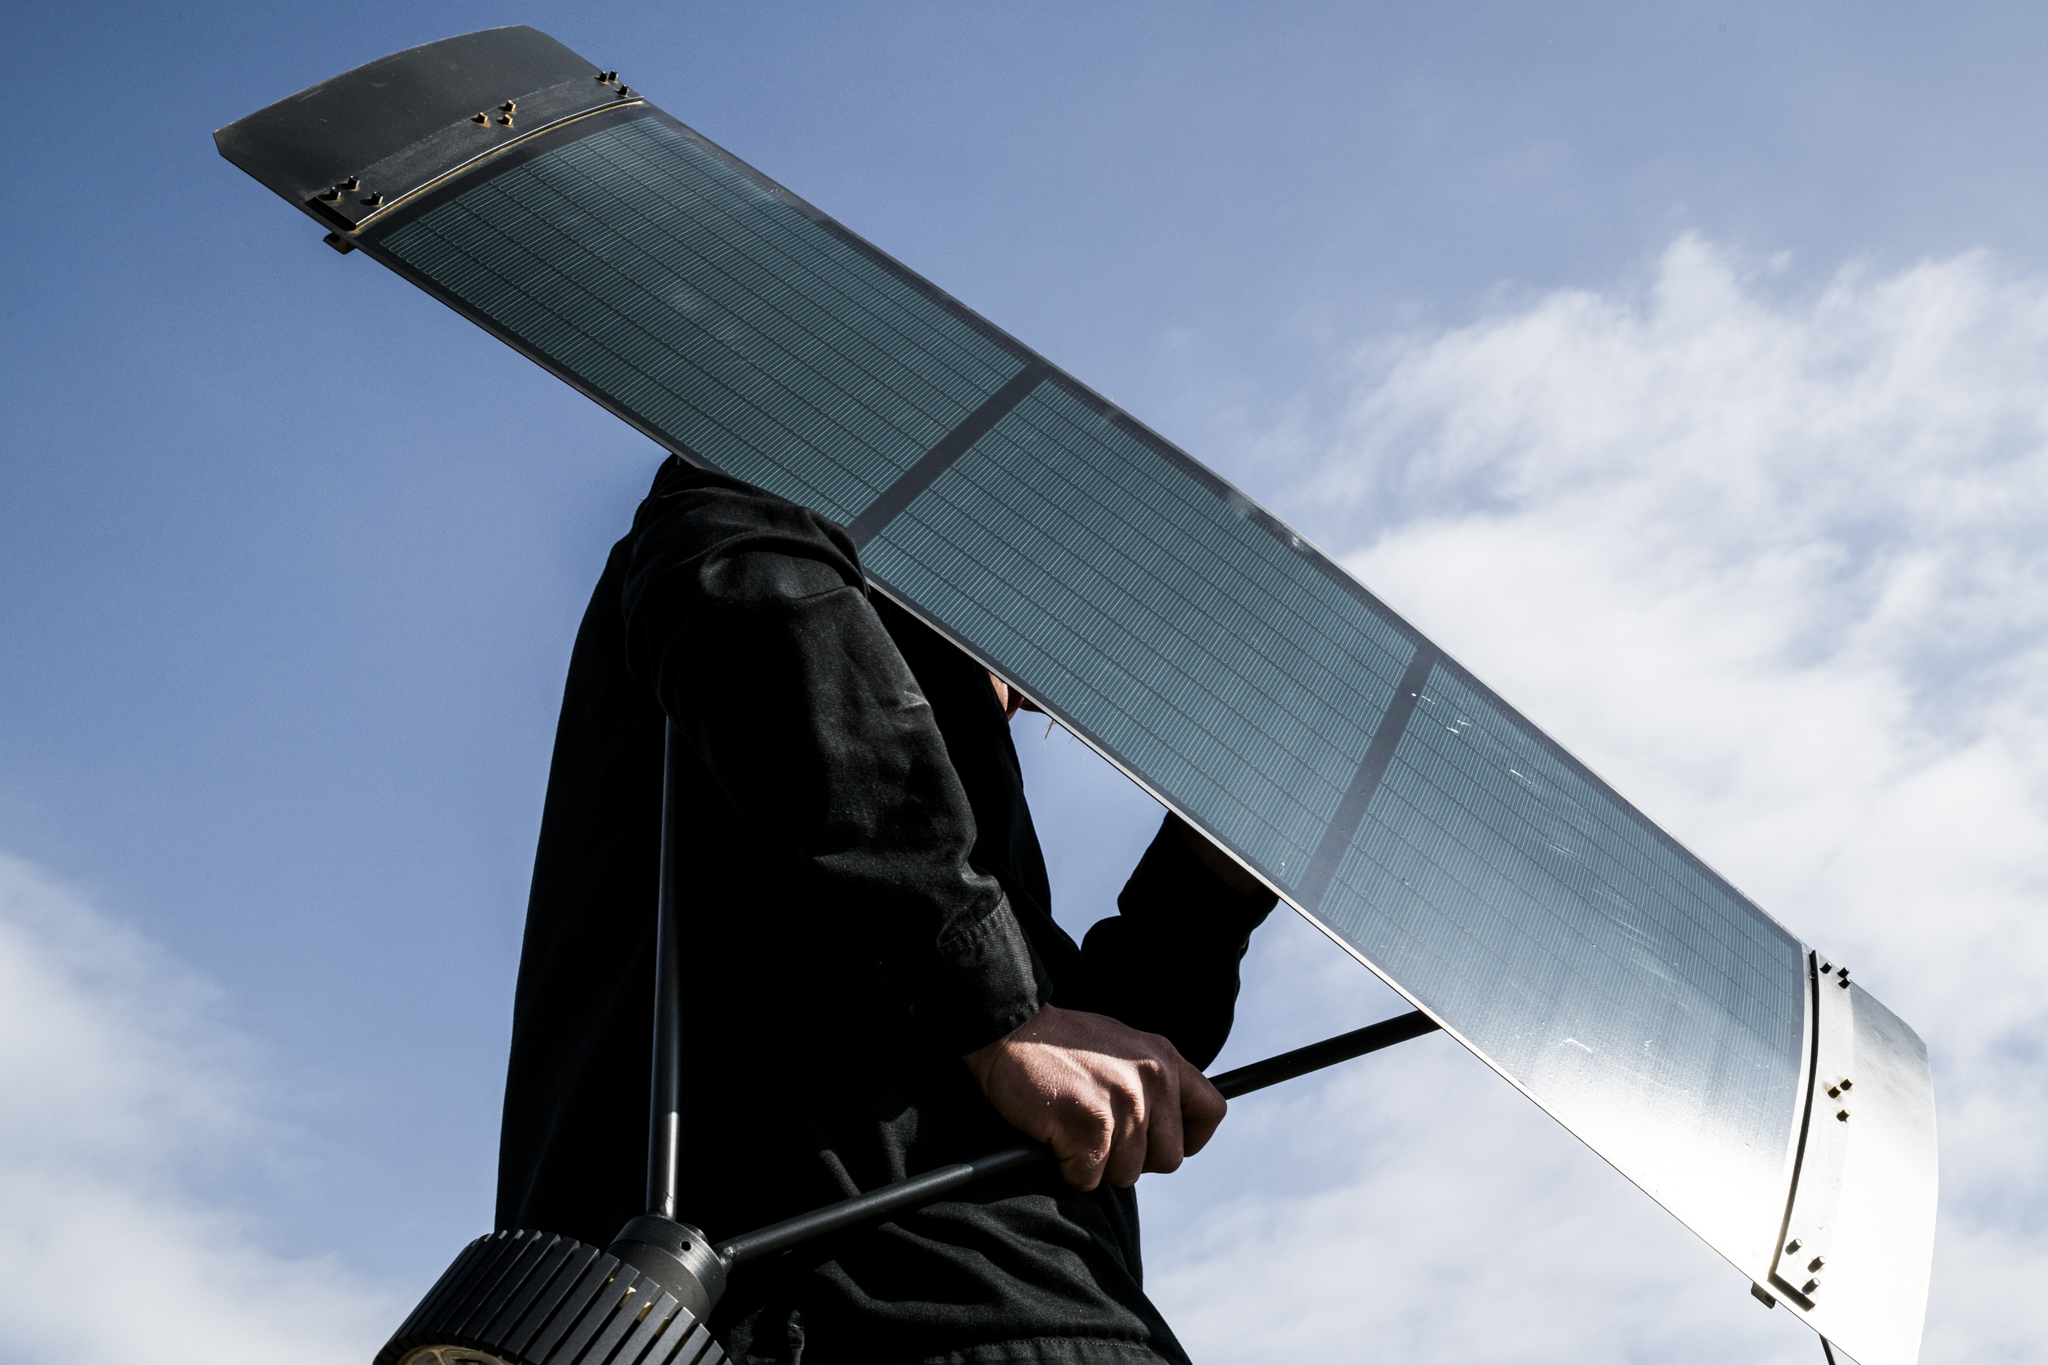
[[498, 457, 1274, 1364]]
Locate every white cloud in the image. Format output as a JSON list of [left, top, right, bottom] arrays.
[[0, 852, 400, 1365], [1145, 236, 2048, 1363]]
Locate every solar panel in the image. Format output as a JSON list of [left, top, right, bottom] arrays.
[[216, 28, 1936, 1365]]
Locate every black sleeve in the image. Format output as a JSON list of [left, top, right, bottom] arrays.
[[1073, 816, 1278, 1069], [619, 465, 1048, 1056]]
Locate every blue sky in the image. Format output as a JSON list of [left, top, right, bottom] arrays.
[[4, 4, 2045, 1362]]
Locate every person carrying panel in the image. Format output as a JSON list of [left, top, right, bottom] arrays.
[[497, 455, 1276, 1364]]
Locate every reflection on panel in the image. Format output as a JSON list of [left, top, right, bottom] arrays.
[[1319, 662, 1805, 1263]]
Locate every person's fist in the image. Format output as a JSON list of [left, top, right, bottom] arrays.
[[961, 1003, 1226, 1191]]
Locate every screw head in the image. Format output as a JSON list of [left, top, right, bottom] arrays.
[[1803, 1278, 1822, 1294], [472, 112, 488, 124], [340, 176, 360, 191], [1839, 1078, 1853, 1091], [1827, 1085, 1841, 1098], [360, 192, 384, 207], [317, 187, 341, 202], [496, 114, 513, 126], [1786, 1238, 1802, 1253], [1836, 1109, 1851, 1122], [1809, 1256, 1826, 1272], [500, 100, 516, 113]]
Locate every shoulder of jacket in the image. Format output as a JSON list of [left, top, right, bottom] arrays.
[[634, 457, 861, 564]]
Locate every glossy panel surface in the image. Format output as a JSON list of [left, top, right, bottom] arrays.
[[861, 378, 1417, 883], [1319, 660, 1807, 1264], [363, 104, 1815, 1274], [378, 114, 1025, 524], [214, 26, 594, 211]]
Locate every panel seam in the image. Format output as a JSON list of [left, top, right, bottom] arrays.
[[1293, 643, 1439, 911], [847, 363, 1050, 548]]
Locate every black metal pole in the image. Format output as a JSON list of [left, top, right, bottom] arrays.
[[713, 1008, 1440, 1266], [602, 722, 730, 1321], [1207, 1007, 1440, 1099], [647, 721, 684, 1221], [715, 1145, 1048, 1267]]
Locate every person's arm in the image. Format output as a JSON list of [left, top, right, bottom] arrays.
[[620, 472, 1045, 1056], [622, 467, 1227, 1189], [1073, 814, 1279, 1070]]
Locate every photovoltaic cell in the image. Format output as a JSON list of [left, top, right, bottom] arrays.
[[367, 104, 1807, 1264], [1320, 662, 1802, 1258], [380, 115, 1024, 523], [863, 379, 1416, 885]]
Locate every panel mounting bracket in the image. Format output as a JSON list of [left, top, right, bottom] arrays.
[[1770, 951, 1857, 1309]]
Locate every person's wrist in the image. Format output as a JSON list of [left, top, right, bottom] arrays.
[[961, 1001, 1048, 1085]]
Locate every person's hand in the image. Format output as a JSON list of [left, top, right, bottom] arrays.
[[987, 673, 1042, 721], [961, 1003, 1226, 1190]]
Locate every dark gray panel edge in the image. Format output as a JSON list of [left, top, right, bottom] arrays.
[[215, 26, 598, 205]]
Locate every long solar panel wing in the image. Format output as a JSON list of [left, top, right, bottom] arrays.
[[216, 28, 1936, 1365]]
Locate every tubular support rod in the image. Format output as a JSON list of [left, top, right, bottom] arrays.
[[1208, 1008, 1439, 1099], [714, 1009, 1439, 1266], [647, 722, 684, 1221]]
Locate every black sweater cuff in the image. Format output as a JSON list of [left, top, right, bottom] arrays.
[[911, 894, 1051, 1057], [1070, 817, 1277, 1068], [1116, 818, 1278, 947]]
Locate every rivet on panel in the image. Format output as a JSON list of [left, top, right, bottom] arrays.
[[472, 112, 488, 124], [1836, 1109, 1851, 1122], [340, 176, 360, 191]]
